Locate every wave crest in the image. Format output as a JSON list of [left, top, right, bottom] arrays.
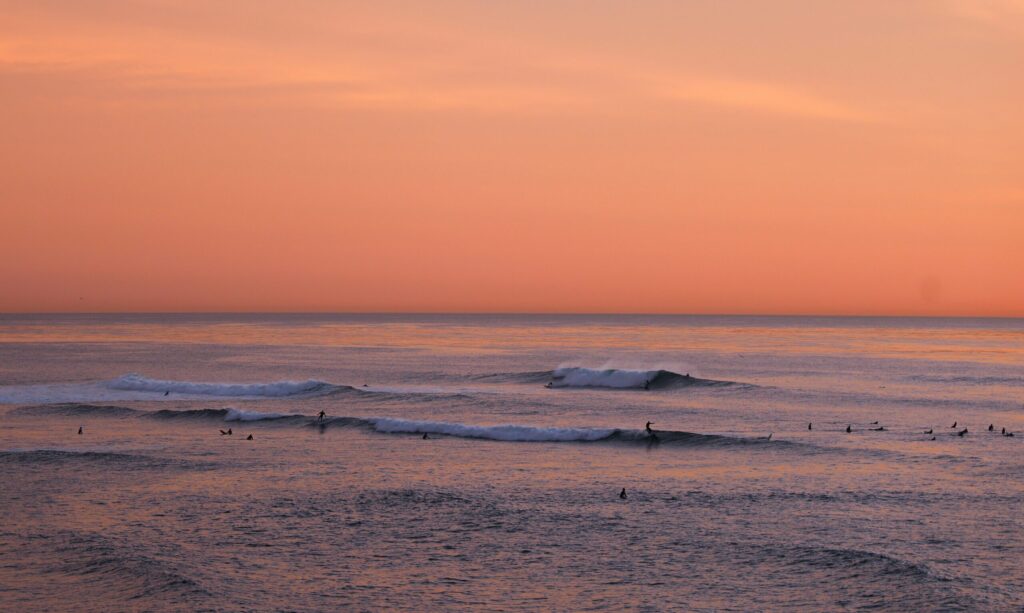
[[548, 367, 731, 390], [106, 374, 340, 398], [371, 418, 617, 442]]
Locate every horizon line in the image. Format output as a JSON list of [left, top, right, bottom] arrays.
[[1, 311, 1022, 320]]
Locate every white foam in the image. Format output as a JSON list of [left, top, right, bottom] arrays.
[[371, 417, 615, 442], [0, 374, 333, 405], [223, 408, 296, 422], [107, 374, 329, 398], [551, 367, 659, 389]]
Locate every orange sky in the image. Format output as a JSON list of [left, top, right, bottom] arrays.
[[1, 1, 1022, 315]]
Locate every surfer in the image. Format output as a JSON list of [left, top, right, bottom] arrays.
[[989, 424, 994, 432], [846, 425, 852, 433], [164, 390, 169, 396], [317, 410, 326, 424], [767, 433, 773, 441], [958, 428, 968, 437], [951, 421, 957, 428], [246, 434, 253, 440], [77, 426, 82, 435], [644, 380, 650, 390], [1002, 427, 1007, 435], [808, 423, 812, 430], [219, 429, 229, 436], [925, 429, 933, 434], [872, 426, 885, 431], [1006, 432, 1015, 437], [645, 421, 654, 434], [545, 382, 553, 388], [422, 433, 429, 440], [619, 488, 627, 499]]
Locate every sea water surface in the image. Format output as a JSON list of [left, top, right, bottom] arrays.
[[1, 314, 1022, 611]]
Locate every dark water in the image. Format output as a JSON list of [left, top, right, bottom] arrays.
[[1, 314, 1022, 611]]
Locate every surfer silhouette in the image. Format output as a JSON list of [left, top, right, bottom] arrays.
[[422, 433, 429, 440], [846, 425, 852, 433], [164, 390, 169, 396], [645, 421, 654, 434], [246, 434, 253, 440], [619, 488, 627, 499], [989, 424, 994, 432], [808, 423, 812, 430], [644, 380, 650, 390], [317, 411, 326, 424], [77, 426, 82, 435]]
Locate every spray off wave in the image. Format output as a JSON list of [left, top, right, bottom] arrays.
[[547, 367, 734, 390]]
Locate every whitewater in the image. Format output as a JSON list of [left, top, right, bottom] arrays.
[[1, 313, 1022, 611]]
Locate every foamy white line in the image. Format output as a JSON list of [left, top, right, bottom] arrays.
[[107, 374, 329, 398], [223, 408, 298, 422], [370, 417, 615, 442]]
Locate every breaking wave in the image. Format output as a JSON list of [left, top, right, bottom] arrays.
[[546, 367, 736, 390], [106, 374, 344, 398], [371, 418, 617, 442], [363, 417, 776, 447], [144, 407, 301, 422]]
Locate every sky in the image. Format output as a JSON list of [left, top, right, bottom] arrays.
[[1, 1, 1022, 315]]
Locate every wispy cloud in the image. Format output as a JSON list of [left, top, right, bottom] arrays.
[[658, 78, 878, 123]]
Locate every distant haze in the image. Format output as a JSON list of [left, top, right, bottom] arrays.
[[1, 1, 1022, 315]]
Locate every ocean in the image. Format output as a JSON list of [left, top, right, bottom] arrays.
[[1, 314, 1022, 611]]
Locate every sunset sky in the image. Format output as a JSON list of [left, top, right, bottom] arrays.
[[1, 1, 1022, 315]]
